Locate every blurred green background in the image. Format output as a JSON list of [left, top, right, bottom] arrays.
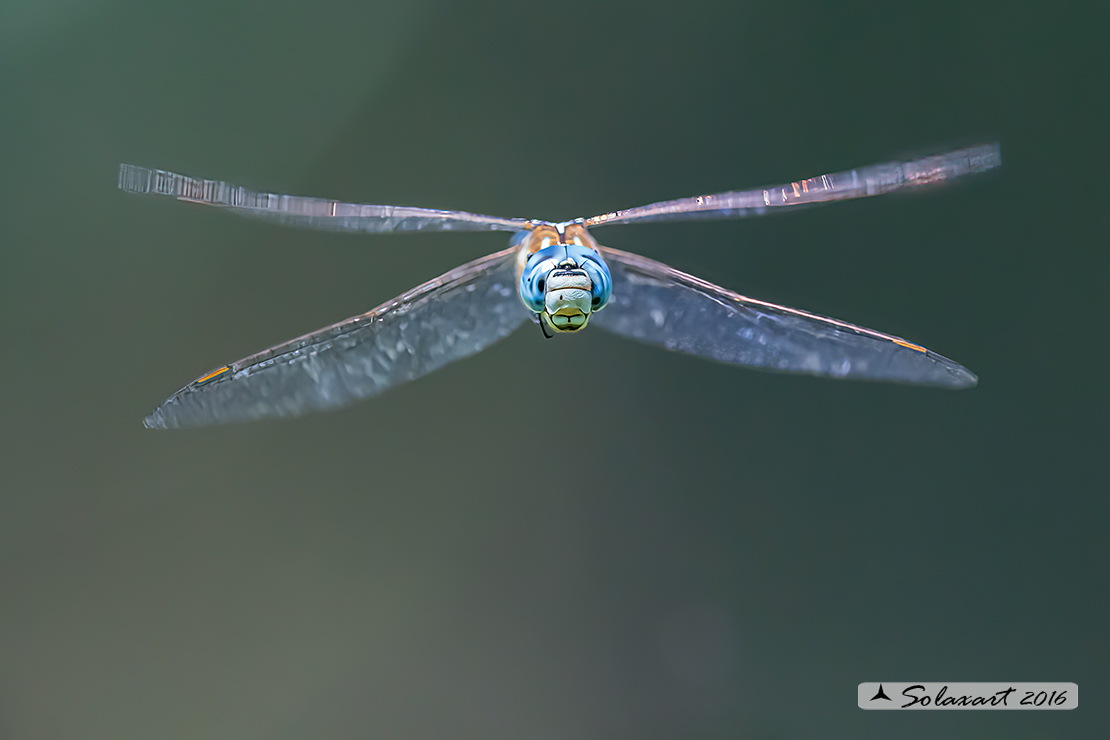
[[1, 1, 1104, 738]]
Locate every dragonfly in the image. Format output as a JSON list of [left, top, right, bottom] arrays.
[[119, 144, 1000, 429]]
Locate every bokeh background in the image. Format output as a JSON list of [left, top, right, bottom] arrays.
[[1, 1, 1104, 738]]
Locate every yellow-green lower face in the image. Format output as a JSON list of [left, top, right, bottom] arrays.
[[544, 306, 589, 332], [543, 284, 593, 332]]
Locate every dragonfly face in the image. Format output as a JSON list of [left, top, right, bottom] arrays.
[[515, 223, 613, 333]]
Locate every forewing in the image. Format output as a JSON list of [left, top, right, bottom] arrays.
[[583, 144, 1000, 227], [593, 247, 976, 388], [145, 247, 528, 428], [119, 164, 532, 233]]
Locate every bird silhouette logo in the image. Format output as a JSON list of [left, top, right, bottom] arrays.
[[871, 684, 892, 701]]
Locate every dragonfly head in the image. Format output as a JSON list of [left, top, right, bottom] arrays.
[[518, 241, 612, 334]]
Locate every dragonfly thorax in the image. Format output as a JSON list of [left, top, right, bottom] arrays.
[[515, 225, 613, 334]]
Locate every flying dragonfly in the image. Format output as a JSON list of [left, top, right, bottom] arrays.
[[119, 144, 1000, 429]]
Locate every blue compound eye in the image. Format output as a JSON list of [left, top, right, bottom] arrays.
[[519, 248, 559, 313], [574, 248, 612, 310], [519, 274, 545, 312]]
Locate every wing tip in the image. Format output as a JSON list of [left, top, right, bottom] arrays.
[[948, 367, 979, 390], [118, 163, 154, 194], [929, 351, 978, 389], [143, 410, 168, 429]]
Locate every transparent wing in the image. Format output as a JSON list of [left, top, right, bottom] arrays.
[[593, 247, 976, 388], [119, 164, 533, 234], [583, 144, 1000, 228], [145, 247, 528, 428]]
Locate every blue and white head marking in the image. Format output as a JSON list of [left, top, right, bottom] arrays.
[[518, 241, 612, 333]]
